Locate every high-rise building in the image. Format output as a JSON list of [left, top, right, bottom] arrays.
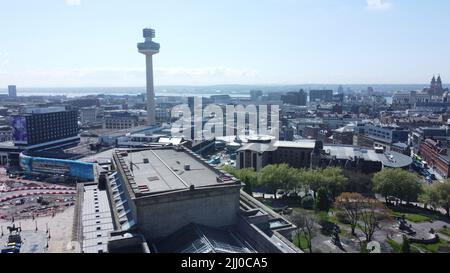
[[8, 85, 17, 97], [10, 107, 79, 150], [138, 28, 160, 126]]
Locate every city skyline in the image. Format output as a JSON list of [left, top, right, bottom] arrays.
[[1, 0, 450, 87]]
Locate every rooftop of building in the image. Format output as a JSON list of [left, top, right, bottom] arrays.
[[80, 184, 115, 253], [154, 223, 255, 253], [20, 106, 68, 115], [114, 147, 241, 197], [237, 139, 412, 168], [323, 145, 412, 168]]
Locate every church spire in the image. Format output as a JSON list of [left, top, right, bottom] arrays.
[[437, 74, 443, 89]]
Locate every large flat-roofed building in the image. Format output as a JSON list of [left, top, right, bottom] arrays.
[[112, 147, 242, 240], [10, 107, 79, 150], [357, 123, 409, 151], [76, 146, 300, 253], [236, 139, 412, 173]]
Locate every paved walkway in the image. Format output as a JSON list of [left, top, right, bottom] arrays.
[[0, 206, 75, 253]]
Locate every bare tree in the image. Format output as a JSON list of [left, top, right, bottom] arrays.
[[290, 213, 316, 253], [334, 192, 364, 236], [358, 197, 390, 242]]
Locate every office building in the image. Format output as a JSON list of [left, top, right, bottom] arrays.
[[8, 85, 17, 97], [357, 123, 409, 151], [10, 107, 79, 150]]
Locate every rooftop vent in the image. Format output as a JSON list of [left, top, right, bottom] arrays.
[[147, 176, 159, 182], [184, 164, 191, 171]]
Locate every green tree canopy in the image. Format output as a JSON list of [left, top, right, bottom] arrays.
[[316, 187, 331, 212], [373, 168, 422, 204], [436, 180, 450, 216], [259, 164, 299, 198], [222, 166, 257, 196]]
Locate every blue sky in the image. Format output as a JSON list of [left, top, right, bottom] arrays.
[[0, 0, 449, 87]]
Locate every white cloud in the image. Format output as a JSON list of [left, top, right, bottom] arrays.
[[65, 0, 81, 6], [366, 0, 392, 11]]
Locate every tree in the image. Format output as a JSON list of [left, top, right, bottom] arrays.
[[343, 170, 373, 195], [401, 235, 411, 253], [259, 164, 298, 199], [299, 169, 324, 197], [358, 197, 390, 242], [222, 166, 258, 196], [239, 168, 258, 196], [316, 187, 331, 212], [290, 213, 316, 253], [436, 180, 450, 216], [301, 196, 315, 210], [335, 192, 365, 236], [322, 167, 348, 200], [373, 169, 422, 204], [301, 167, 348, 200], [419, 184, 440, 211]]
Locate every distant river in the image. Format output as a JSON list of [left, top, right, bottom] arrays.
[[0, 84, 432, 99]]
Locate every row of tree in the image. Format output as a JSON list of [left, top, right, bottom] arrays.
[[223, 164, 348, 200], [373, 168, 450, 216]]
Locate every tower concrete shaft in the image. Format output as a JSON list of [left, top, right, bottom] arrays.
[[145, 54, 156, 126], [138, 28, 160, 126]]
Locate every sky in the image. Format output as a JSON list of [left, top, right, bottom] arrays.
[[0, 0, 449, 87]]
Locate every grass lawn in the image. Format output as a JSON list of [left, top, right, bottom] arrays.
[[387, 239, 402, 253], [293, 233, 311, 251], [439, 228, 450, 237], [391, 212, 433, 223], [412, 239, 450, 253]]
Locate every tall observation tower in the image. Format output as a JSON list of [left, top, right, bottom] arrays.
[[138, 28, 160, 126]]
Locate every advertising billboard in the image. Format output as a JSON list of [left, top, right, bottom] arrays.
[[19, 153, 95, 181], [11, 116, 28, 144]]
